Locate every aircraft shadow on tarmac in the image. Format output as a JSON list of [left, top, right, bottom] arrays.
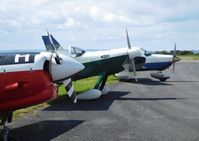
[[120, 78, 172, 86], [43, 91, 130, 111], [5, 120, 84, 141], [167, 80, 199, 83]]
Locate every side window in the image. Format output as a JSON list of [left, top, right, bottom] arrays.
[[144, 51, 152, 57], [141, 48, 152, 57]]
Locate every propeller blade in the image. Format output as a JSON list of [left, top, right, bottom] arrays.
[[174, 43, 176, 57], [126, 28, 137, 81], [126, 28, 131, 49], [47, 31, 62, 64], [173, 61, 175, 72], [172, 43, 177, 72], [129, 59, 137, 81], [63, 78, 77, 103]]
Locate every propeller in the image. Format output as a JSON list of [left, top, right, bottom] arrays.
[[63, 78, 77, 103], [126, 28, 137, 81], [48, 53, 81, 103], [47, 32, 80, 103], [126, 28, 131, 49], [172, 43, 181, 72]]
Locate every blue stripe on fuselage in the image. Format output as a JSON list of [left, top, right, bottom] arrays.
[[138, 62, 172, 71]]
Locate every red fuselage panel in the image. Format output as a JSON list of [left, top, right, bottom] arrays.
[[0, 70, 58, 112]]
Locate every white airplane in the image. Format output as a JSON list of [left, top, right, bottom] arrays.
[[116, 31, 181, 81], [42, 31, 146, 100]]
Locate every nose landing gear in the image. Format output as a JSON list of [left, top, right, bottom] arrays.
[[151, 71, 170, 82]]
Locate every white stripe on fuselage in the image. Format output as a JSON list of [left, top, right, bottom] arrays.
[[74, 48, 128, 63], [0, 63, 36, 73], [0, 52, 52, 73]]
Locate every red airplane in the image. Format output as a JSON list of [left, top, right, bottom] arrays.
[[0, 50, 84, 140]]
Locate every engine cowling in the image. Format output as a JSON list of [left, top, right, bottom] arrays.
[[128, 47, 143, 60]]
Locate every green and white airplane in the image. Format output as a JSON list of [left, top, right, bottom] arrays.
[[42, 31, 146, 100]]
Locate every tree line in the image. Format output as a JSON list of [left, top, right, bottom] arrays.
[[155, 50, 198, 55]]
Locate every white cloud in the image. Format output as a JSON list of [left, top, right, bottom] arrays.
[[0, 0, 199, 50], [57, 17, 81, 29]]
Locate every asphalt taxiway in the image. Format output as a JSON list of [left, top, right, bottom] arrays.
[[6, 60, 199, 141]]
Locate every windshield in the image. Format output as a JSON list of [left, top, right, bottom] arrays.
[[140, 48, 152, 57], [68, 46, 85, 57]]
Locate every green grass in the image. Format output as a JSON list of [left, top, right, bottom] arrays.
[[58, 75, 118, 95], [178, 54, 199, 60], [13, 103, 48, 118], [13, 75, 118, 118], [49, 75, 118, 104]]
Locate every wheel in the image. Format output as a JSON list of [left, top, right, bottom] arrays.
[[159, 78, 167, 82]]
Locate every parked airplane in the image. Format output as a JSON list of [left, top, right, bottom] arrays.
[[116, 40, 181, 81], [42, 31, 146, 100], [0, 46, 84, 140]]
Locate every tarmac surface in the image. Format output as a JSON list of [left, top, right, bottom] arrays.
[[5, 60, 199, 141]]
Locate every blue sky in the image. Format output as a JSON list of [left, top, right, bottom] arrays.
[[0, 0, 199, 51]]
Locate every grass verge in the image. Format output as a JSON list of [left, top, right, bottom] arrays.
[[49, 75, 118, 104], [13, 75, 118, 118], [178, 54, 199, 60]]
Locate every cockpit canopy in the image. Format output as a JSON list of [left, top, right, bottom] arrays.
[[140, 48, 152, 57], [68, 46, 86, 57]]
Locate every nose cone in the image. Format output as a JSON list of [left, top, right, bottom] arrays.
[[128, 48, 142, 60], [50, 53, 84, 82], [173, 56, 181, 62]]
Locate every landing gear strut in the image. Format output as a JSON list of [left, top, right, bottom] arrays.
[[77, 73, 110, 100], [2, 122, 9, 141], [94, 73, 109, 91], [0, 112, 17, 141]]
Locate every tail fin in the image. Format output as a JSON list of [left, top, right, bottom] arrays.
[[42, 34, 65, 51]]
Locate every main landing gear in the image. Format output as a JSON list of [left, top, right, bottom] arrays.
[[76, 73, 110, 100], [0, 112, 17, 141], [94, 73, 110, 95], [94, 73, 109, 91]]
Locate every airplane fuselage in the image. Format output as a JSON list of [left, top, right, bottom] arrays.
[[71, 48, 131, 80], [138, 54, 173, 71], [0, 50, 84, 141], [0, 52, 58, 113], [115, 47, 177, 80]]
